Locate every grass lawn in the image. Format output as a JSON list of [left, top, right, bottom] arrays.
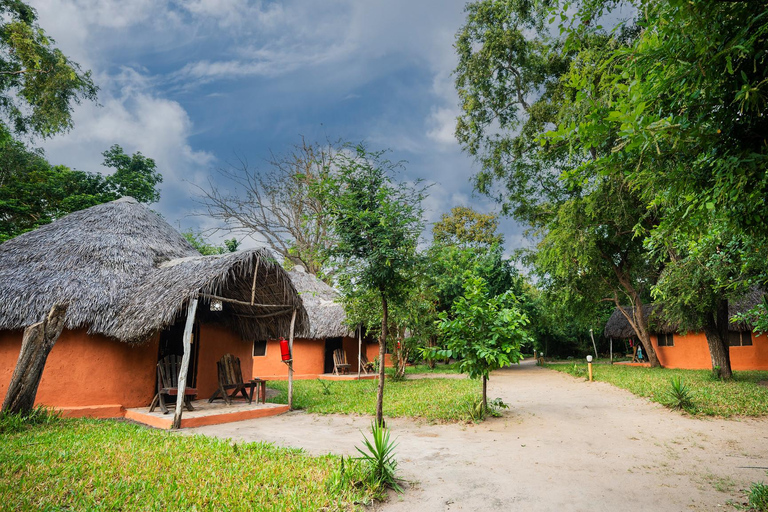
[[268, 377, 479, 422], [0, 415, 372, 511], [403, 362, 462, 375], [547, 362, 768, 417]]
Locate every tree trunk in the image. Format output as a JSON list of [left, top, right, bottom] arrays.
[[482, 375, 488, 412], [376, 292, 388, 427], [427, 335, 436, 369], [616, 298, 661, 368], [703, 298, 732, 380], [2, 303, 68, 415]]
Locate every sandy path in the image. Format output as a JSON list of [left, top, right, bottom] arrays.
[[185, 361, 768, 511]]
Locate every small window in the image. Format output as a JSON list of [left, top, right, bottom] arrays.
[[253, 340, 267, 357], [729, 331, 753, 347], [657, 333, 674, 347]]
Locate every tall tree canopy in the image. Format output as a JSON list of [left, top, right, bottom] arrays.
[[0, 0, 97, 138], [432, 206, 503, 248]]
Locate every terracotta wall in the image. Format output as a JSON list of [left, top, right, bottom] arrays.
[[652, 332, 768, 370], [196, 323, 253, 398], [0, 328, 158, 409]]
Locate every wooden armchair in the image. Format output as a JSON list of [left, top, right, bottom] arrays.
[[332, 348, 351, 376], [360, 353, 375, 375], [149, 355, 197, 414], [208, 354, 263, 405]]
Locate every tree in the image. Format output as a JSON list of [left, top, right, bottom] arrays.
[[0, 134, 163, 242], [182, 230, 240, 256], [549, 0, 768, 378], [102, 145, 162, 204], [432, 206, 503, 248], [453, 0, 661, 364], [0, 0, 97, 138], [430, 273, 529, 410], [318, 145, 426, 426], [196, 139, 341, 277]]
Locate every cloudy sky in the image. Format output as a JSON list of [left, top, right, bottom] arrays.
[[30, 0, 527, 250]]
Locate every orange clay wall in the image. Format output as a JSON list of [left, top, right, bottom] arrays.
[[252, 337, 380, 380], [0, 328, 158, 410], [196, 323, 253, 398], [652, 332, 768, 370]]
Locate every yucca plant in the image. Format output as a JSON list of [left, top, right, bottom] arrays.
[[356, 421, 401, 492], [749, 481, 768, 512], [667, 376, 694, 410]]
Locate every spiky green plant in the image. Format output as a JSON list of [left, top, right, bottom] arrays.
[[667, 376, 694, 410], [356, 421, 401, 492], [749, 481, 768, 512]]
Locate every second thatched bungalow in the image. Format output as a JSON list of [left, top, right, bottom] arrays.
[[251, 268, 378, 380], [604, 298, 768, 370], [0, 198, 308, 419]]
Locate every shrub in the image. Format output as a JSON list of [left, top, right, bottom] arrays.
[[356, 421, 401, 493], [749, 481, 768, 512], [667, 376, 694, 410]]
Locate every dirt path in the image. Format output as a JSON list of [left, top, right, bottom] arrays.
[[185, 361, 768, 511]]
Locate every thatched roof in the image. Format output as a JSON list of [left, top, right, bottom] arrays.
[[0, 197, 308, 343], [604, 290, 763, 338], [288, 269, 351, 339]]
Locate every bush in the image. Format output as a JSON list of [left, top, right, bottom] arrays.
[[749, 481, 768, 511], [667, 376, 694, 411], [356, 421, 401, 493]]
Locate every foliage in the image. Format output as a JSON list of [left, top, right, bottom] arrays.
[[749, 480, 768, 512], [355, 421, 401, 493], [0, 0, 97, 138], [432, 206, 503, 248], [267, 378, 480, 423], [0, 133, 163, 242], [0, 418, 374, 510], [101, 144, 162, 204], [182, 229, 240, 256], [0, 405, 61, 435], [667, 376, 694, 411], [547, 363, 768, 417], [429, 273, 529, 408], [196, 138, 342, 277]]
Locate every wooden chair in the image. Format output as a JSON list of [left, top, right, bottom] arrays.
[[149, 355, 197, 414], [333, 348, 351, 376], [359, 352, 375, 375], [208, 354, 262, 405]]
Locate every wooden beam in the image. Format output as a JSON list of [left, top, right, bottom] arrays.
[[250, 258, 260, 305], [288, 309, 297, 411], [231, 309, 293, 319], [199, 293, 292, 308], [173, 298, 198, 429]]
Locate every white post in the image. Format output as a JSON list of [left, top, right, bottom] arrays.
[[288, 309, 297, 411], [589, 328, 598, 360], [358, 324, 362, 378], [173, 298, 198, 429]]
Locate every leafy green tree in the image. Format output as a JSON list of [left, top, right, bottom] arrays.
[[432, 206, 503, 248], [318, 145, 426, 426], [430, 273, 529, 410], [182, 230, 240, 256], [0, 0, 97, 138], [102, 145, 162, 204]]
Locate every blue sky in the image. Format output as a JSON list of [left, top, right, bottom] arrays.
[[31, 0, 527, 250]]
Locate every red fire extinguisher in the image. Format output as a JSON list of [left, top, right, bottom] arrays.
[[280, 338, 291, 362]]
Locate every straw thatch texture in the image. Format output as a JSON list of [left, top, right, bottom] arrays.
[[604, 291, 764, 338], [0, 197, 308, 343], [288, 269, 351, 338]]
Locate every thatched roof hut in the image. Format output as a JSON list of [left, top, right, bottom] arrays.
[[0, 197, 308, 343], [288, 269, 351, 339], [604, 290, 763, 338]]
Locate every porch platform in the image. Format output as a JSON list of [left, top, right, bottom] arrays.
[[317, 373, 377, 381], [125, 399, 289, 429]]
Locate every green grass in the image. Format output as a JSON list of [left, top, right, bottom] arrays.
[[403, 362, 462, 375], [0, 415, 374, 511], [268, 378, 479, 422], [547, 363, 768, 417]]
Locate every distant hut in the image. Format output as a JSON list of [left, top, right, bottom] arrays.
[[604, 294, 768, 370], [251, 268, 377, 379], [0, 197, 308, 417]]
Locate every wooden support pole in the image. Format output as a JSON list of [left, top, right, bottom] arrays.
[[358, 324, 362, 378], [172, 298, 198, 430], [288, 309, 297, 411], [250, 259, 259, 305], [610, 337, 613, 364]]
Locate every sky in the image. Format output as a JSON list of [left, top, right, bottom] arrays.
[[29, 0, 528, 251]]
